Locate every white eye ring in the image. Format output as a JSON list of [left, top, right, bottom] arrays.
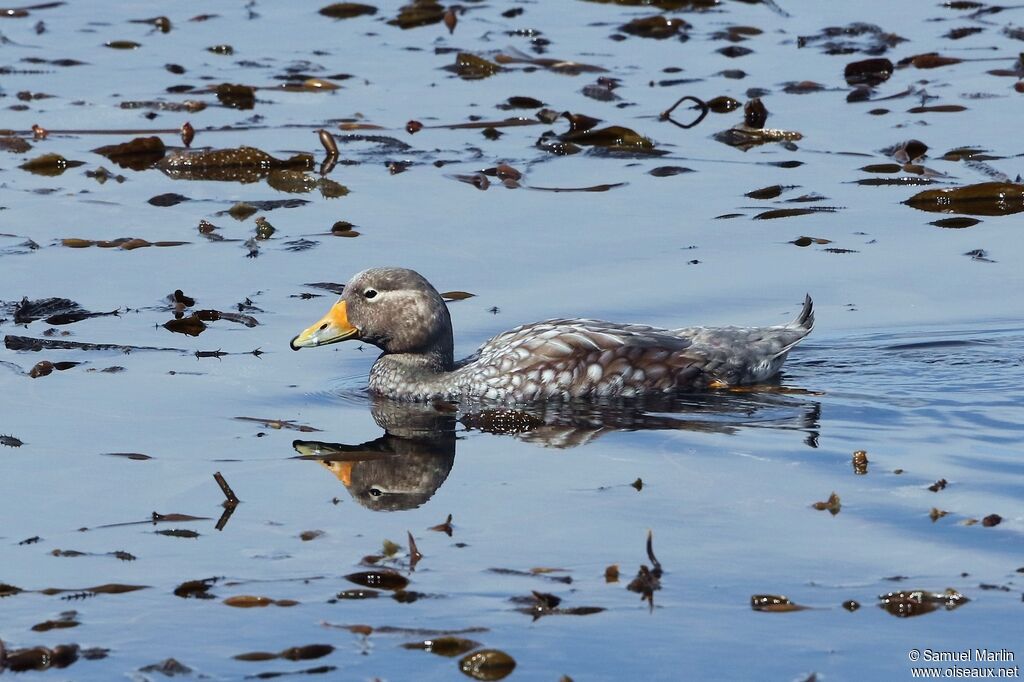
[[364, 289, 378, 300]]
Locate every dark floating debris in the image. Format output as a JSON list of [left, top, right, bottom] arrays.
[[626, 530, 663, 609], [495, 47, 607, 75], [214, 471, 239, 504], [852, 450, 869, 475], [905, 182, 1024, 216], [344, 570, 409, 591], [449, 53, 503, 80], [62, 237, 189, 250], [235, 416, 321, 432], [659, 94, 708, 129], [11, 297, 118, 326], [488, 568, 572, 585], [540, 112, 659, 155], [234, 644, 334, 662], [174, 577, 221, 599], [335, 589, 380, 600], [0, 135, 33, 153], [754, 208, 835, 220], [18, 153, 84, 176], [215, 83, 255, 109], [93, 136, 166, 170], [797, 23, 907, 56], [5, 334, 182, 353], [459, 649, 517, 681], [855, 177, 935, 187], [37, 583, 148, 597], [963, 248, 995, 263], [155, 529, 200, 539], [388, 0, 444, 29], [148, 192, 189, 207], [223, 595, 299, 608], [582, 0, 716, 8], [28, 360, 78, 378], [907, 105, 966, 114], [878, 588, 968, 617], [620, 15, 689, 40], [713, 99, 803, 151], [402, 636, 480, 657], [407, 531, 423, 571], [844, 57, 893, 87], [981, 513, 1002, 527], [160, 146, 314, 183], [750, 594, 809, 612], [884, 139, 927, 163], [138, 659, 191, 676], [931, 217, 981, 228], [812, 492, 841, 515], [649, 166, 694, 177], [511, 590, 603, 619], [790, 236, 832, 247], [30, 611, 80, 632], [496, 96, 544, 110], [745, 184, 794, 200], [429, 513, 454, 536], [1, 643, 82, 672]]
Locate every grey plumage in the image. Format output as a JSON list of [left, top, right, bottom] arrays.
[[292, 267, 814, 403]]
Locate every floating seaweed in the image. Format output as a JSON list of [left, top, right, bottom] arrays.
[[223, 594, 298, 607], [62, 237, 189, 250], [878, 588, 968, 617], [234, 644, 333, 662], [402, 637, 480, 657], [319, 3, 378, 19], [235, 416, 321, 432], [905, 182, 1024, 216], [750, 594, 809, 612], [388, 1, 444, 29], [159, 146, 314, 183], [812, 492, 841, 515], [459, 649, 517, 681], [620, 15, 689, 40], [18, 153, 84, 176], [93, 136, 166, 170]]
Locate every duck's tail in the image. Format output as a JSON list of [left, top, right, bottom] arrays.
[[768, 295, 814, 362], [791, 294, 814, 332]]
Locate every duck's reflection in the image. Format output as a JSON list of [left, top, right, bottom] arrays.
[[294, 399, 457, 512], [293, 387, 821, 511]]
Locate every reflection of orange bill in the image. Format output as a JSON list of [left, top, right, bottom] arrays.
[[322, 460, 353, 487]]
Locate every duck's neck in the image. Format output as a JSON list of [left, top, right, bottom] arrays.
[[369, 349, 456, 401], [382, 345, 453, 374], [368, 306, 455, 399]]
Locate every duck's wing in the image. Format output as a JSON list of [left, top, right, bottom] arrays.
[[455, 297, 814, 398], [455, 319, 705, 399]]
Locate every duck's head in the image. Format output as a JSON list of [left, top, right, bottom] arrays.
[[290, 267, 453, 360]]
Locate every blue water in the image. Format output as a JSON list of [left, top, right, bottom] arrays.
[[1, 1, 1022, 679]]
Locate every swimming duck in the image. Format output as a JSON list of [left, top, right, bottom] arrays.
[[291, 267, 814, 403]]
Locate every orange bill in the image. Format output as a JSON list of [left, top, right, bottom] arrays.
[[290, 299, 359, 350]]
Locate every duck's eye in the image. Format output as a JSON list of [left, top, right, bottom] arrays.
[[364, 289, 378, 300]]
